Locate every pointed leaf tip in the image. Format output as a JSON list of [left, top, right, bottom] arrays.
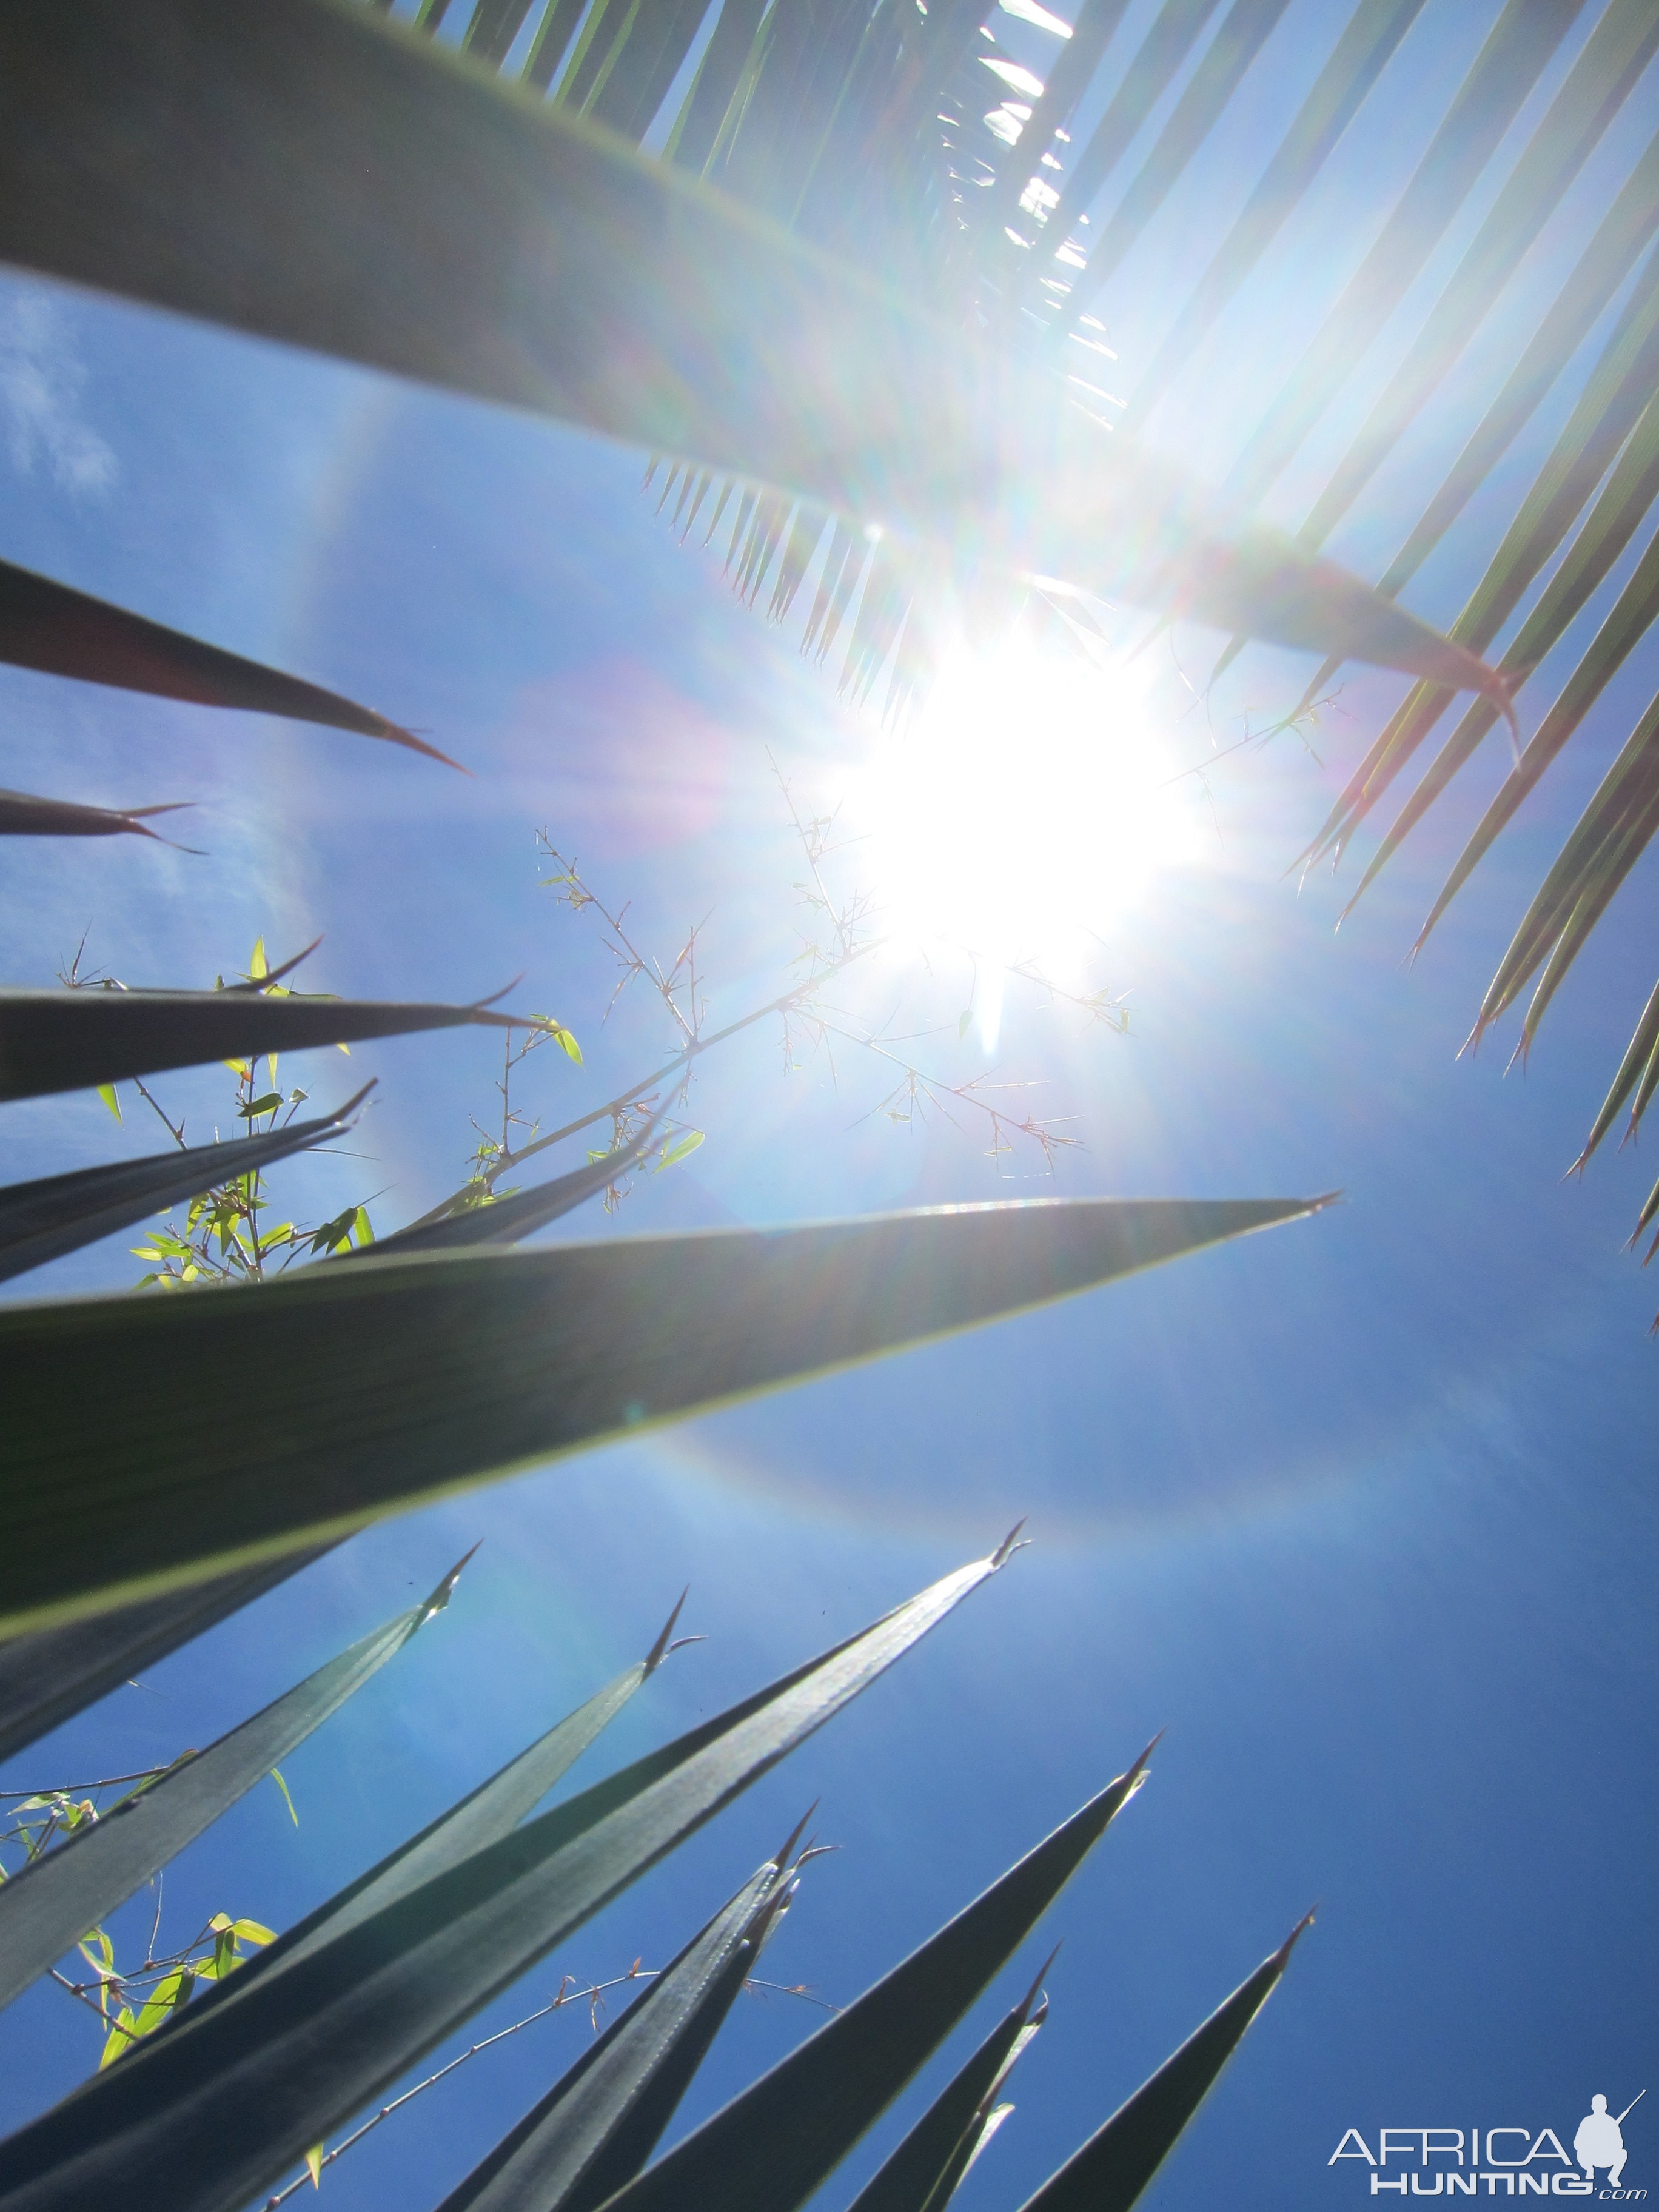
[[1276, 1909, 1316, 1968], [644, 1587, 690, 1672], [991, 1520, 1030, 1568], [420, 1541, 481, 1618], [1019, 1941, 1063, 2017], [221, 936, 324, 994], [772, 1802, 819, 1874]]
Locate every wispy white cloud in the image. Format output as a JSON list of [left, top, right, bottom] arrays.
[[0, 289, 116, 494]]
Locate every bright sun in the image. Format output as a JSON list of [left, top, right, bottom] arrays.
[[850, 633, 1201, 1044]]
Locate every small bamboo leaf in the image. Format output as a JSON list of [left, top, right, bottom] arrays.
[[269, 1772, 299, 1828], [654, 1131, 703, 1173]]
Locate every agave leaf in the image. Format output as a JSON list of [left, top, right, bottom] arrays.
[[0, 790, 194, 843], [0, 1550, 1002, 2212], [0, 1552, 472, 2019], [0, 1552, 333, 1766], [0, 1085, 372, 1285], [845, 1983, 1045, 2212], [1296, 0, 1659, 552], [1124, 0, 1429, 421], [0, 558, 455, 766], [1012, 1914, 1312, 2212], [435, 1850, 793, 2212], [0, 1196, 1328, 1634], [0, 987, 534, 1104], [349, 1118, 660, 1258], [255, 1596, 690, 1982], [600, 1758, 1147, 2212], [0, 0, 1502, 692]]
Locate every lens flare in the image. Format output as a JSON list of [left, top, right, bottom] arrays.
[[850, 635, 1201, 1044]]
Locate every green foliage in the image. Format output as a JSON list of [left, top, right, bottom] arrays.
[[0, 1196, 1325, 1634], [0, 1564, 461, 2014]]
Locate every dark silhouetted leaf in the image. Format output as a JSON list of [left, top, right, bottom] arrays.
[[0, 1552, 332, 1766], [0, 790, 193, 843], [1013, 1915, 1312, 2212], [263, 1595, 690, 1980], [0, 1553, 472, 2017], [843, 1972, 1045, 2212], [435, 1848, 794, 2212], [0, 1196, 1330, 1634], [0, 988, 535, 1104], [357, 1121, 659, 1257], [600, 1758, 1148, 2212], [0, 1085, 372, 1285], [0, 1549, 1003, 2212], [0, 559, 457, 766]]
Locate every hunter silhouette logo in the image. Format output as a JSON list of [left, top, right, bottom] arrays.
[[1577, 2096, 1644, 2194], [1330, 2093, 1645, 2197]]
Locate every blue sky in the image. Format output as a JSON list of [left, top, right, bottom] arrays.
[[1, 0, 1657, 2205]]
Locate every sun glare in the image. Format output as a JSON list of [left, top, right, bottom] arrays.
[[851, 635, 1201, 1045]]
